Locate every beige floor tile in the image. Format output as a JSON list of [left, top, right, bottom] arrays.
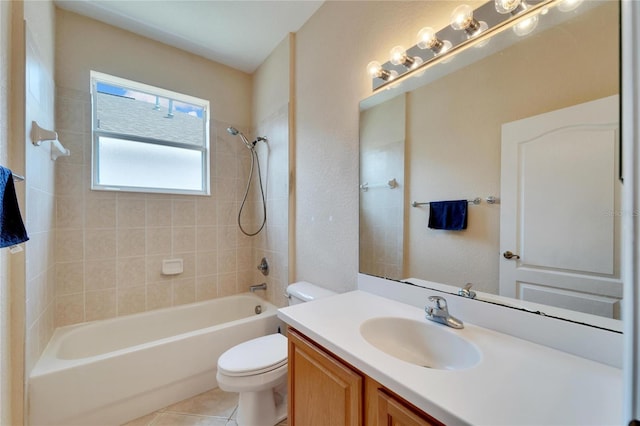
[[153, 413, 228, 426], [225, 414, 286, 426], [163, 388, 239, 418], [120, 411, 161, 426], [120, 387, 290, 426]]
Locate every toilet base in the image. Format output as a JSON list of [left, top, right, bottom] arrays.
[[236, 387, 287, 426]]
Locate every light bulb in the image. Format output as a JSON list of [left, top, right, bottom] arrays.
[[366, 61, 382, 78], [389, 46, 407, 66], [450, 4, 487, 37], [367, 61, 395, 81], [389, 45, 418, 69], [495, 0, 521, 14], [416, 27, 453, 55], [557, 0, 583, 12], [513, 14, 539, 36], [450, 5, 474, 30], [417, 27, 437, 49]]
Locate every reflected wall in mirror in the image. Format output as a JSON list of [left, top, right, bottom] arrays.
[[360, 95, 405, 278], [359, 0, 621, 325]]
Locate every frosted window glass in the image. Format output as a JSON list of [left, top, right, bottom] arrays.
[[97, 137, 203, 191]]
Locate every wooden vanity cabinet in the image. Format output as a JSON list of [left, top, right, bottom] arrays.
[[287, 327, 444, 426], [288, 327, 363, 425]]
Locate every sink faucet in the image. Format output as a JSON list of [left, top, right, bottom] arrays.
[[458, 283, 476, 299], [425, 296, 464, 329], [249, 283, 267, 293]]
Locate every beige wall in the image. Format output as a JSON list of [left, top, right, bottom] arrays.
[[1, 2, 14, 423], [294, 1, 482, 292], [6, 3, 27, 422], [53, 9, 255, 327], [253, 35, 290, 125], [252, 35, 291, 306]]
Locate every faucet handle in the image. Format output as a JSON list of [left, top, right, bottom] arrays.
[[458, 283, 477, 299], [428, 295, 448, 311]]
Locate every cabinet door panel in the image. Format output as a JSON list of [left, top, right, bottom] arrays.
[[377, 390, 438, 426], [288, 329, 363, 426]]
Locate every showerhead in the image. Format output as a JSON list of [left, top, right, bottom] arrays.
[[226, 126, 253, 149]]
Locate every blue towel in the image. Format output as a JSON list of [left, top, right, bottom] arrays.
[[428, 200, 468, 231], [0, 166, 28, 248]]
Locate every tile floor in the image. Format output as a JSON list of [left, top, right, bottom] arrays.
[[121, 388, 288, 426]]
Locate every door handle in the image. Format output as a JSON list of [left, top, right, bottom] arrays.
[[503, 251, 520, 260]]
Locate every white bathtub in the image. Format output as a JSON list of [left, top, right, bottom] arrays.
[[29, 293, 283, 426]]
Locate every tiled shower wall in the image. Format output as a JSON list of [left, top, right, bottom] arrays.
[[24, 2, 57, 376], [253, 105, 289, 307], [54, 87, 261, 327]]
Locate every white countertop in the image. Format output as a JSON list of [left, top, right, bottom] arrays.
[[277, 290, 622, 426]]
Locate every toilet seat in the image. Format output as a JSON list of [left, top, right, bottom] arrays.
[[218, 333, 287, 377]]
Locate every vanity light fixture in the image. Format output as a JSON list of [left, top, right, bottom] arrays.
[[416, 27, 452, 55], [450, 4, 488, 37], [367, 0, 575, 91], [367, 61, 398, 81]]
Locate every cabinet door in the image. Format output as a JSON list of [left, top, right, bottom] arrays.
[[377, 390, 439, 426], [288, 328, 363, 426]]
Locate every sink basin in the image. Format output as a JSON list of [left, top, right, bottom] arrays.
[[360, 317, 481, 370]]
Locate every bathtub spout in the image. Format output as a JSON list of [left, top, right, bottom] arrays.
[[250, 283, 267, 292]]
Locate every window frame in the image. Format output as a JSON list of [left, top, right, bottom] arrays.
[[90, 71, 211, 196]]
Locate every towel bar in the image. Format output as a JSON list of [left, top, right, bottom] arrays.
[[30, 121, 71, 161], [412, 197, 481, 208], [360, 178, 398, 192]]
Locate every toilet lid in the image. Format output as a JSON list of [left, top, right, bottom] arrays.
[[217, 334, 287, 377]]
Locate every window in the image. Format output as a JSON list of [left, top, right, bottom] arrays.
[[90, 71, 210, 195]]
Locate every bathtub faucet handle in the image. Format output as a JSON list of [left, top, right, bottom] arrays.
[[257, 257, 269, 276], [250, 283, 267, 293]]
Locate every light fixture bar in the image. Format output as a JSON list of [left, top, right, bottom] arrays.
[[370, 0, 558, 91]]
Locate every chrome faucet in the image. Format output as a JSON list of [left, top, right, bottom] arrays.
[[425, 296, 464, 329], [458, 283, 476, 299], [249, 283, 267, 293]]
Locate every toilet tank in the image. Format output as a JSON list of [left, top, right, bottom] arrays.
[[286, 281, 336, 305]]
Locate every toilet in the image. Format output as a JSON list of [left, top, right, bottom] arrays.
[[216, 281, 336, 426]]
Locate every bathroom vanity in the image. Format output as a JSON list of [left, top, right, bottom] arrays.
[[277, 290, 622, 425], [288, 327, 442, 425]]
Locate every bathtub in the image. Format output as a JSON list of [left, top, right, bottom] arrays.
[[29, 293, 284, 426]]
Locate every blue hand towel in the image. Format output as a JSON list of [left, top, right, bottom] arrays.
[[0, 166, 29, 248], [428, 200, 468, 231]]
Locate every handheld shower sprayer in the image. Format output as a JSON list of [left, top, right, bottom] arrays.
[[226, 125, 268, 236], [226, 127, 266, 150]]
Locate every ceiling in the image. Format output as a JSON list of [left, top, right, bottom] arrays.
[[54, 0, 324, 73]]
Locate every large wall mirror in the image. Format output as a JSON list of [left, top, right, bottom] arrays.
[[359, 0, 621, 330]]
